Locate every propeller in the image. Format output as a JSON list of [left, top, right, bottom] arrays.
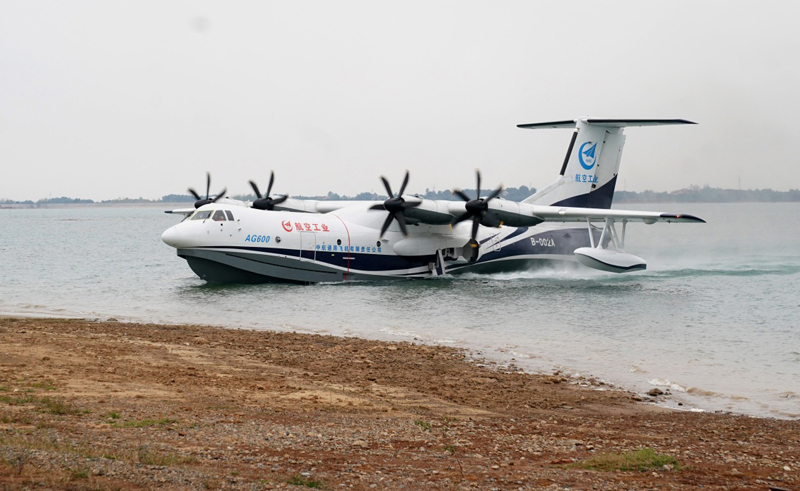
[[249, 171, 289, 211], [450, 170, 504, 258], [368, 170, 421, 238], [188, 172, 227, 209]]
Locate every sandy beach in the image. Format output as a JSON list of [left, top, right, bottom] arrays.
[[1, 317, 798, 490]]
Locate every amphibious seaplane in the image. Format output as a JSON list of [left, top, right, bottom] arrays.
[[162, 118, 705, 284]]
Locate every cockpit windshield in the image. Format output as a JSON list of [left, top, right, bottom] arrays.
[[190, 209, 235, 221], [191, 210, 212, 220]]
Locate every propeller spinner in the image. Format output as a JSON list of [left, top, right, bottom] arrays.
[[249, 171, 289, 211], [188, 172, 227, 209], [369, 171, 421, 238]]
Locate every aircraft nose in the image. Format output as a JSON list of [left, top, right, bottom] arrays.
[[161, 225, 181, 248]]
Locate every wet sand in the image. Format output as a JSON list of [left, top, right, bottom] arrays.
[[1, 317, 798, 490]]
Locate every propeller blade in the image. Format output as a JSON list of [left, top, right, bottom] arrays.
[[271, 195, 288, 206], [486, 185, 503, 201], [401, 200, 421, 209], [395, 212, 408, 236], [452, 189, 471, 202], [369, 203, 386, 211], [380, 176, 393, 198], [379, 213, 394, 238], [450, 212, 471, 226], [475, 170, 481, 200], [471, 217, 480, 241], [398, 170, 410, 196], [211, 188, 227, 203], [266, 171, 275, 198], [249, 180, 262, 199], [188, 188, 201, 200], [205, 172, 211, 199]]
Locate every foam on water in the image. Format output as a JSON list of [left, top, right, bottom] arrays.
[[1, 203, 799, 419]]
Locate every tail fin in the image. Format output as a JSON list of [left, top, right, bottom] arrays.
[[519, 119, 695, 209]]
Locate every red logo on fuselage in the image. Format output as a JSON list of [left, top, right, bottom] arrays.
[[281, 220, 293, 232]]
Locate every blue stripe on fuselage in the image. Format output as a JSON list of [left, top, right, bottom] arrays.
[[194, 245, 432, 272]]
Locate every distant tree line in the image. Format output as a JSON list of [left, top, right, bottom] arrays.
[[615, 185, 800, 203], [3, 185, 800, 206]]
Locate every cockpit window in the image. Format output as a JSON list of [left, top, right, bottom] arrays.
[[191, 210, 212, 220], [225, 210, 234, 221], [212, 210, 227, 221]]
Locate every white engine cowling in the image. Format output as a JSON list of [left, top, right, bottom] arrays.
[[573, 247, 646, 273]]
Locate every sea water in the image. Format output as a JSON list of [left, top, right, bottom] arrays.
[[1, 203, 798, 419]]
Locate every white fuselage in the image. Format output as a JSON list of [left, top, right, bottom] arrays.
[[161, 201, 593, 284]]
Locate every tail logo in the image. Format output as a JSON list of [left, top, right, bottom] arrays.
[[579, 142, 597, 170]]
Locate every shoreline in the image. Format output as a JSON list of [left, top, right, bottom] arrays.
[[0, 311, 787, 421], [0, 312, 724, 419], [1, 317, 798, 490]]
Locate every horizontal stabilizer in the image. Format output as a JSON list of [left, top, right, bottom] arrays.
[[517, 119, 696, 129], [516, 120, 576, 129]]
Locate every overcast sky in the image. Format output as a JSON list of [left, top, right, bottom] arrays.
[[2, 1, 799, 201]]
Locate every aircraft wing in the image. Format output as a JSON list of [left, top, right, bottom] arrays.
[[259, 195, 705, 226], [528, 205, 706, 224], [164, 208, 196, 215], [404, 198, 705, 226], [402, 199, 705, 226]]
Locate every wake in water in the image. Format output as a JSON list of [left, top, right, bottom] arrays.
[[457, 258, 800, 282]]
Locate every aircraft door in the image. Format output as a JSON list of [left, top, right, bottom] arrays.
[[299, 232, 316, 261]]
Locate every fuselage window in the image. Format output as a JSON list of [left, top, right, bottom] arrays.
[[191, 210, 213, 221], [225, 210, 234, 221], [212, 210, 227, 221]]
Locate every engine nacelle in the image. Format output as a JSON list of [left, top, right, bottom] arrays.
[[573, 247, 646, 273]]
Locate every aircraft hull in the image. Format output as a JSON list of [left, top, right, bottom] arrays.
[[173, 225, 598, 284]]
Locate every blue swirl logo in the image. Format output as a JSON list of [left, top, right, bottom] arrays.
[[578, 142, 597, 170]]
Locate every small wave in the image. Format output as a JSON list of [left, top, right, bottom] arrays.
[[509, 351, 534, 360], [687, 387, 723, 398], [648, 378, 688, 392], [380, 327, 420, 338], [379, 327, 454, 344]]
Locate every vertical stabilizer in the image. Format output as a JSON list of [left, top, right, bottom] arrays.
[[518, 118, 695, 209]]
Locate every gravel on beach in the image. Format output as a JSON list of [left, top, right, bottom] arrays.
[[1, 317, 798, 490]]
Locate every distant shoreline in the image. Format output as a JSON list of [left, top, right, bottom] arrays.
[[3, 185, 800, 208], [0, 202, 188, 210], [2, 200, 799, 210]]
